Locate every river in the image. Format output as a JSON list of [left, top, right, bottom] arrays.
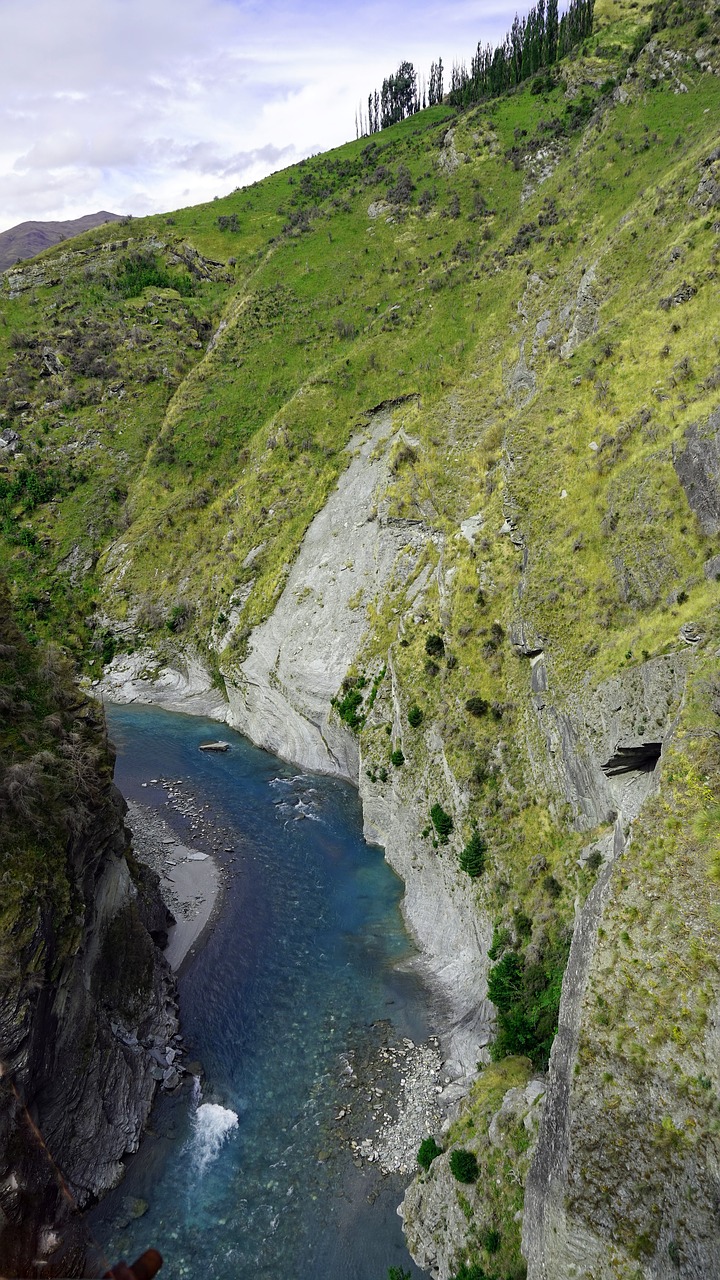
[[86, 703, 432, 1280]]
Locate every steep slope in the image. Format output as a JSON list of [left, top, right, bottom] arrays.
[[0, 0, 719, 1273], [0, 212, 124, 274], [0, 580, 178, 1277]]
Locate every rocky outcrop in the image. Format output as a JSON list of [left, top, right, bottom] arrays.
[[0, 788, 178, 1277], [522, 834, 623, 1280], [402, 1063, 546, 1280], [223, 411, 433, 777], [560, 263, 599, 359], [523, 653, 688, 829], [360, 657, 493, 1076], [0, 596, 178, 1278], [97, 647, 229, 722], [673, 405, 720, 535]]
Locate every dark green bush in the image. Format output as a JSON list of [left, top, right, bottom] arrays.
[[514, 909, 532, 939], [465, 695, 490, 717], [488, 937, 570, 1068], [487, 924, 510, 960], [408, 704, 423, 727], [425, 632, 445, 657], [449, 1148, 479, 1183], [333, 681, 365, 730], [417, 1136, 443, 1170], [390, 748, 405, 767], [459, 830, 486, 877], [452, 1266, 490, 1280], [482, 1228, 501, 1254], [167, 601, 193, 633], [487, 952, 524, 1012], [430, 803, 453, 844], [115, 252, 193, 298]]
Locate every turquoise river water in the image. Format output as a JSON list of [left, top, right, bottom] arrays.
[[87, 703, 432, 1280]]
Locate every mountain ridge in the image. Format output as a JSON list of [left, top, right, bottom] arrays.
[[0, 210, 124, 274]]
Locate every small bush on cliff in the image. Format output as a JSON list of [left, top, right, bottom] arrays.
[[390, 748, 405, 766], [451, 1265, 491, 1280], [417, 1136, 443, 1170], [450, 1148, 479, 1183], [408, 705, 423, 727], [465, 695, 490, 717], [425, 632, 445, 658], [430, 803, 453, 844], [332, 679, 366, 731], [459, 830, 487, 877]]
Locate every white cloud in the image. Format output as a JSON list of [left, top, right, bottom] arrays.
[[0, 0, 526, 230]]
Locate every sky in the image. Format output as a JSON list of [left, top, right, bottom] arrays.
[[0, 0, 528, 233]]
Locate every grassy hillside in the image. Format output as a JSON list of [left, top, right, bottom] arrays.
[[1, 0, 719, 1272]]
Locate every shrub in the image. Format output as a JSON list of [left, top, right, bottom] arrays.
[[390, 748, 405, 767], [408, 705, 423, 727], [452, 1266, 489, 1280], [487, 925, 510, 960], [514, 909, 532, 939], [430, 803, 453, 844], [543, 875, 562, 899], [459, 830, 486, 877], [488, 937, 570, 1068], [167, 601, 193, 633], [466, 695, 489, 717], [482, 1228, 501, 1255], [115, 251, 193, 298], [487, 952, 524, 1012], [388, 164, 414, 204], [425, 633, 445, 657], [450, 1148, 479, 1183], [424, 659, 439, 677], [333, 683, 365, 731], [417, 1136, 443, 1170]]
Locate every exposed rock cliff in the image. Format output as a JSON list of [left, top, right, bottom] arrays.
[[0, 584, 177, 1278]]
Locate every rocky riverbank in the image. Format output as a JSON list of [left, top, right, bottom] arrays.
[[125, 798, 222, 971]]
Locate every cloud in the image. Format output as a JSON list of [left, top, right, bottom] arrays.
[[0, 0, 528, 230]]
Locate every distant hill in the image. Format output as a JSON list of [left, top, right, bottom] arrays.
[[0, 210, 124, 273]]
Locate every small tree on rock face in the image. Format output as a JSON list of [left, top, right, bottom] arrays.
[[430, 803, 453, 844], [425, 633, 445, 658], [450, 1148, 479, 1183], [417, 1136, 443, 1170], [459, 830, 487, 877], [408, 704, 424, 727]]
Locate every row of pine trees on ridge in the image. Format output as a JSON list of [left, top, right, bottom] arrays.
[[358, 0, 596, 135]]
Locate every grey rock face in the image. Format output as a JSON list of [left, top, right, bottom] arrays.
[[522, 838, 621, 1280], [560, 264, 599, 359], [225, 412, 431, 778], [673, 405, 720, 534], [0, 785, 177, 1277], [527, 654, 688, 830]]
